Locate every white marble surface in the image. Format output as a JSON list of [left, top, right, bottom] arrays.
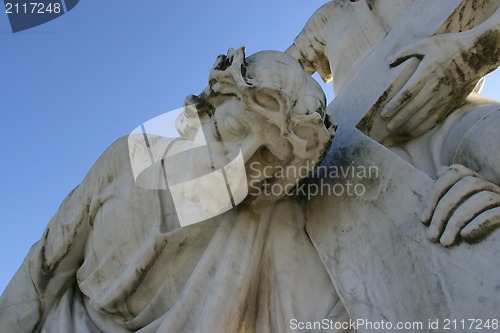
[[1, 1, 500, 332], [291, 0, 500, 331], [0, 50, 341, 332]]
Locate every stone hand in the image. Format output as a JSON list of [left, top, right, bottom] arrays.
[[421, 164, 500, 247], [381, 28, 499, 138]]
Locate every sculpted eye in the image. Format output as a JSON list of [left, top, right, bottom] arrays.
[[252, 93, 280, 112], [224, 115, 248, 136]]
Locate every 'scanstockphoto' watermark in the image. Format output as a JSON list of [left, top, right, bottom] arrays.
[[290, 318, 424, 331], [290, 318, 499, 331], [128, 107, 378, 227]]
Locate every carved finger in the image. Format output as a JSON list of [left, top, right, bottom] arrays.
[[380, 71, 425, 120], [378, 57, 421, 119], [403, 110, 443, 139], [427, 176, 497, 242], [397, 95, 451, 135], [439, 191, 500, 247], [421, 165, 479, 225], [386, 83, 436, 133], [461, 207, 500, 244]]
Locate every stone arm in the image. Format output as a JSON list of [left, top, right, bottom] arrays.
[[285, 4, 331, 83], [420, 100, 500, 247], [381, 4, 500, 138], [286, 1, 500, 247], [287, 1, 500, 139], [403, 6, 500, 246], [0, 138, 126, 332]]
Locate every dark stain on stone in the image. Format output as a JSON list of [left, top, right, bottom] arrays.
[[462, 30, 500, 73], [358, 84, 393, 134], [123, 238, 169, 316]]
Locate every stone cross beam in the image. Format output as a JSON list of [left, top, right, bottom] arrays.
[[306, 1, 500, 330]]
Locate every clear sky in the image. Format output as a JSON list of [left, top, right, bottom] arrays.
[[0, 1, 499, 294]]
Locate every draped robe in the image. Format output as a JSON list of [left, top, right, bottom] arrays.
[[0, 136, 353, 333]]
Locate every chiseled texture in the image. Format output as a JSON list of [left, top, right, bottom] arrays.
[[291, 0, 500, 328], [0, 136, 349, 333]]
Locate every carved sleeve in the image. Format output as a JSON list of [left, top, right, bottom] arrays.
[[286, 3, 333, 83], [0, 138, 127, 332]]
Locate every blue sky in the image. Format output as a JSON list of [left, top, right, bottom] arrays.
[[0, 1, 499, 294]]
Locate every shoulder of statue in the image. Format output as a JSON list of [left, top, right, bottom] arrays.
[[288, 2, 338, 83], [78, 135, 138, 188]]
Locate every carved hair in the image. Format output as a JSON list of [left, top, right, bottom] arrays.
[[204, 47, 332, 161], [176, 48, 333, 197]]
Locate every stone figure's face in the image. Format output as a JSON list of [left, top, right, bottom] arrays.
[[176, 48, 332, 198], [210, 99, 291, 163], [200, 96, 294, 196]]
